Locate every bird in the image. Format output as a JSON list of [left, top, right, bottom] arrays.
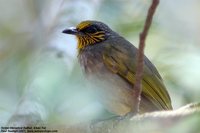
[[62, 20, 172, 116]]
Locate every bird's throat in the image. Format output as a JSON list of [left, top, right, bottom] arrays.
[[77, 36, 96, 50], [76, 32, 106, 50]]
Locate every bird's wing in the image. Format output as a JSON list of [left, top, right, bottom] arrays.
[[102, 39, 172, 110]]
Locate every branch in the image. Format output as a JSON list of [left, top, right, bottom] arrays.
[[53, 103, 200, 133], [133, 0, 159, 113]]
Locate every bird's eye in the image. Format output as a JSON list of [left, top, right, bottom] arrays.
[[82, 26, 97, 33]]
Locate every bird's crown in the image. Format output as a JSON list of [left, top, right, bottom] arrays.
[[63, 20, 113, 50]]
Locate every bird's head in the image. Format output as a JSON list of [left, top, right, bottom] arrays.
[[62, 20, 113, 50]]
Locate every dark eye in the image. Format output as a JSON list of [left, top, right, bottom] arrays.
[[82, 26, 97, 33]]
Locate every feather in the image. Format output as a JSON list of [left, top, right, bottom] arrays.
[[102, 37, 172, 111]]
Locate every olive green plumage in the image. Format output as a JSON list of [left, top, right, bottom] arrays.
[[62, 20, 172, 116]]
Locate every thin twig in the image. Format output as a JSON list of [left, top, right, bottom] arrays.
[[133, 0, 159, 113]]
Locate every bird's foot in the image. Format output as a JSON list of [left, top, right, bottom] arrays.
[[90, 112, 138, 129], [90, 115, 121, 128], [123, 111, 138, 119]]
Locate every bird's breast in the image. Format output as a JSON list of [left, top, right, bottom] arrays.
[[78, 48, 105, 75], [78, 48, 134, 116]]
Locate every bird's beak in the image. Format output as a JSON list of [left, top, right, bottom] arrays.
[[62, 27, 78, 35]]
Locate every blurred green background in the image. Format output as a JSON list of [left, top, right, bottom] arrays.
[[0, 0, 200, 127]]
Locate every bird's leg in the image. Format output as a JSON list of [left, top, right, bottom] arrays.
[[90, 115, 130, 129]]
